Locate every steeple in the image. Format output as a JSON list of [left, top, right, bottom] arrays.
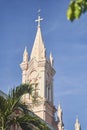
[[20, 11, 57, 129], [30, 10, 46, 61], [75, 117, 81, 130]]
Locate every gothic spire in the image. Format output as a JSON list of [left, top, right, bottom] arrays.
[[30, 10, 46, 61]]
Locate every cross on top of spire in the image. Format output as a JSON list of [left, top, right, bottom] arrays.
[[35, 9, 43, 27]]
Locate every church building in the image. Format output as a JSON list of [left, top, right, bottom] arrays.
[[20, 12, 81, 130]]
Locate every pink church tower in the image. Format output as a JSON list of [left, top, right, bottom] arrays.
[[20, 11, 64, 130]]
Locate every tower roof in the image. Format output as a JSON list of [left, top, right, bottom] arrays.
[[30, 12, 46, 60]]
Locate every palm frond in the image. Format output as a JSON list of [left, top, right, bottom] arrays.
[[14, 84, 32, 99], [0, 96, 7, 115]]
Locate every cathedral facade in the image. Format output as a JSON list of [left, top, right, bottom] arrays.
[[20, 13, 81, 130]]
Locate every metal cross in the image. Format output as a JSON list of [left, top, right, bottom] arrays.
[[35, 9, 43, 27]]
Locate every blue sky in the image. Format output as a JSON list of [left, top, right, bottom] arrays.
[[0, 0, 87, 130]]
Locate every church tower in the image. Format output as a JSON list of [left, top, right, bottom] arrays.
[[20, 12, 58, 129], [75, 117, 81, 130]]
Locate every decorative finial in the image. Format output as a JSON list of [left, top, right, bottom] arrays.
[[23, 46, 28, 62], [50, 52, 54, 66], [58, 103, 62, 112], [76, 115, 78, 119], [58, 103, 61, 109], [75, 116, 81, 130], [76, 115, 79, 122], [24, 46, 27, 52], [35, 9, 43, 27]]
